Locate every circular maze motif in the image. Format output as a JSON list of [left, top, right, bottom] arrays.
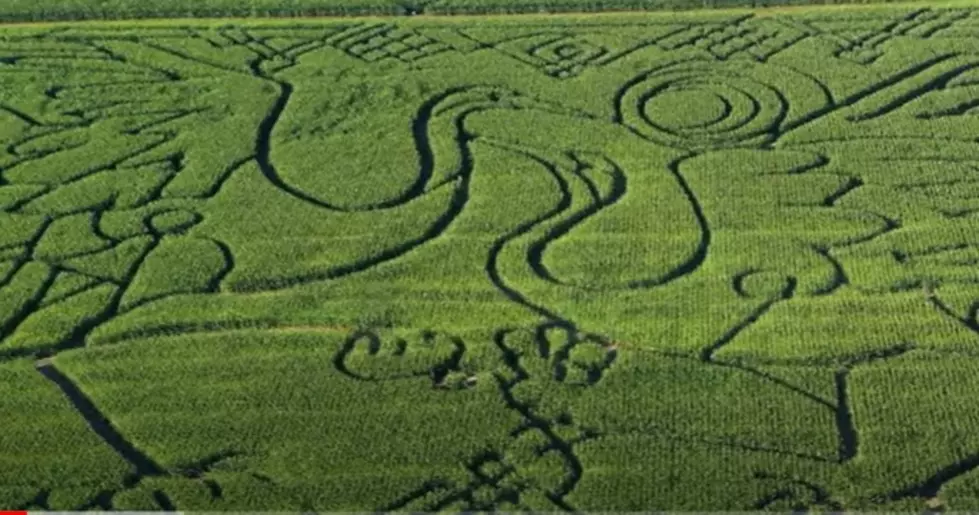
[[642, 88, 730, 130], [619, 60, 802, 149], [531, 36, 607, 79]]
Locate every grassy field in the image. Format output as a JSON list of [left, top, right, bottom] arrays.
[[4, 3, 979, 511]]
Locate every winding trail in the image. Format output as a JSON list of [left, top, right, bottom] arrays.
[[35, 357, 164, 478], [34, 354, 245, 510], [251, 77, 443, 213]]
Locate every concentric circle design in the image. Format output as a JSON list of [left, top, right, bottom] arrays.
[[642, 88, 730, 130], [618, 61, 808, 150]]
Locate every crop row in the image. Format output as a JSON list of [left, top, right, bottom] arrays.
[[0, 0, 924, 22]]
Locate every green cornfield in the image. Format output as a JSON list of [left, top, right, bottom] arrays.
[[4, 2, 979, 511]]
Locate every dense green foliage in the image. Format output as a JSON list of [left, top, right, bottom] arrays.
[[0, 0, 934, 21], [4, 4, 979, 511], [0, 359, 129, 510]]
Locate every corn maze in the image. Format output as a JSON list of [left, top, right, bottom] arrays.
[[5, 5, 979, 511]]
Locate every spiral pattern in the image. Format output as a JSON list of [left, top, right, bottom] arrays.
[[618, 61, 804, 150]]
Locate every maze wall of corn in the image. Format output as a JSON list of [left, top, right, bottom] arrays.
[[4, 4, 979, 511]]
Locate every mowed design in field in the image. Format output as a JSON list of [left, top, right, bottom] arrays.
[[5, 6, 979, 511]]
